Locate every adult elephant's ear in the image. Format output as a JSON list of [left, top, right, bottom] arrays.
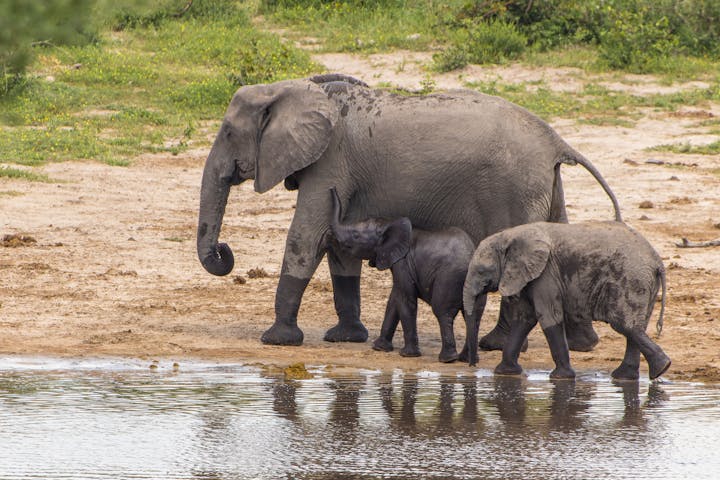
[[375, 217, 412, 271], [499, 225, 551, 297], [255, 81, 338, 193]]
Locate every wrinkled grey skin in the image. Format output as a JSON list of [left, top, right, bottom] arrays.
[[196, 73, 622, 347], [463, 221, 671, 380], [328, 188, 483, 365]]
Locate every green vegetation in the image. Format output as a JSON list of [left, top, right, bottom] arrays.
[[0, 166, 53, 183], [0, 0, 320, 169], [2, 0, 720, 177], [648, 139, 720, 155]]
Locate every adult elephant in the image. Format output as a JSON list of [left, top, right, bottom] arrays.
[[196, 73, 622, 347]]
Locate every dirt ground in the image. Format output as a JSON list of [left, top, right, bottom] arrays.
[[1, 53, 719, 381]]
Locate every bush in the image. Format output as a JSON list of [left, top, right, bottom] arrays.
[[433, 19, 526, 72], [1, 0, 97, 96], [111, 0, 248, 30], [598, 7, 679, 72]]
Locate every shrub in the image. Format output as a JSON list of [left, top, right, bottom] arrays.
[[433, 19, 526, 72], [598, 7, 679, 72], [1, 0, 96, 97]]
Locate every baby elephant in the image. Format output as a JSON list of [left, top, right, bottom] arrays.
[[329, 188, 483, 365], [463, 221, 671, 380]]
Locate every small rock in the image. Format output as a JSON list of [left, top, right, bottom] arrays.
[[639, 201, 654, 209], [247, 267, 269, 279], [2, 234, 37, 247], [639, 215, 650, 221], [623, 159, 638, 166], [713, 223, 720, 229], [406, 33, 421, 41], [669, 176, 680, 181], [149, 364, 158, 370], [233, 275, 247, 285], [45, 75, 55, 82], [645, 159, 665, 165], [284, 362, 313, 380]]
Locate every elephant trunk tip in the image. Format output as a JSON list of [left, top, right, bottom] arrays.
[[200, 242, 235, 276]]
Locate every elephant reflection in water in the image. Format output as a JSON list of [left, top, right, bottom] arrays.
[[264, 373, 669, 437], [378, 375, 483, 437]]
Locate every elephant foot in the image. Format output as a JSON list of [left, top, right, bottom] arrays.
[[458, 344, 469, 362], [611, 362, 640, 381], [438, 349, 459, 364], [400, 345, 421, 357], [458, 345, 479, 366], [549, 366, 576, 380], [323, 320, 368, 343], [372, 337, 394, 352], [647, 352, 672, 380], [494, 361, 523, 376], [261, 322, 304, 346], [480, 327, 528, 352]]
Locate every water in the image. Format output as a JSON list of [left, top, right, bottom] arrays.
[[0, 357, 718, 480]]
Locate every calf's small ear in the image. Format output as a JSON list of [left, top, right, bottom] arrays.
[[499, 227, 551, 297], [374, 217, 412, 270]]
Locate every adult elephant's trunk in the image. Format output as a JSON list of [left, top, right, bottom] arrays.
[[197, 152, 235, 276]]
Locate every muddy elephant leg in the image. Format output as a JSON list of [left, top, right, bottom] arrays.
[[373, 288, 400, 352], [398, 295, 420, 358], [324, 249, 368, 343], [480, 298, 529, 352], [564, 316, 600, 352], [261, 273, 311, 345], [495, 297, 536, 376], [542, 323, 575, 379], [611, 325, 671, 380], [611, 335, 642, 381], [434, 310, 459, 363], [532, 280, 575, 379], [261, 216, 326, 346], [634, 331, 671, 379]]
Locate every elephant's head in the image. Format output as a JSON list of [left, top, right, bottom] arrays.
[[463, 225, 551, 315], [197, 79, 339, 276], [329, 187, 411, 270]]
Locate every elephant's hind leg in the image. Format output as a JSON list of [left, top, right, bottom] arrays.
[[324, 251, 368, 343], [611, 335, 641, 381], [611, 323, 671, 380]]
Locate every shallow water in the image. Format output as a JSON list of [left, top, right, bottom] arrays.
[[0, 357, 718, 480]]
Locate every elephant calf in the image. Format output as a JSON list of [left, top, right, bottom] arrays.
[[463, 221, 671, 380], [329, 188, 483, 365]]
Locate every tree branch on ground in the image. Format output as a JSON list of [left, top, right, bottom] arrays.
[[675, 238, 720, 248]]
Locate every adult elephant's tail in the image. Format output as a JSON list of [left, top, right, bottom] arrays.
[[559, 150, 623, 222], [656, 265, 667, 337]]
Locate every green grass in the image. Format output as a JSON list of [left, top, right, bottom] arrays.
[[259, 0, 455, 52], [648, 139, 720, 155], [0, 166, 53, 182], [4, 1, 720, 173], [0, 5, 321, 169]]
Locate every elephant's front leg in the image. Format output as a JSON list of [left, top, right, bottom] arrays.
[[261, 217, 325, 346], [373, 288, 401, 352], [324, 249, 368, 342], [495, 296, 536, 376], [532, 282, 575, 379]]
